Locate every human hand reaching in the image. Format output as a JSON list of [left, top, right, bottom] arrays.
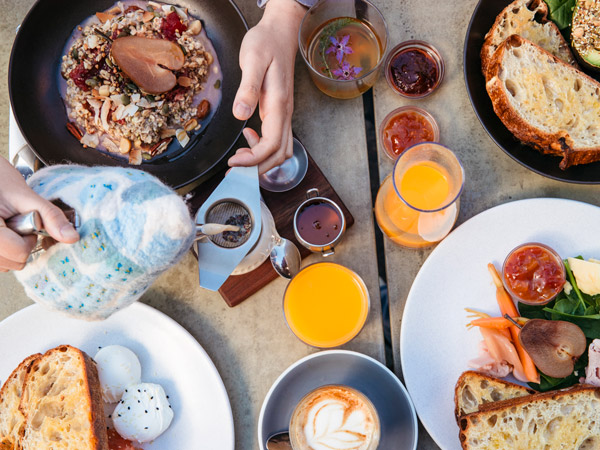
[[229, 0, 306, 174], [0, 157, 79, 271]]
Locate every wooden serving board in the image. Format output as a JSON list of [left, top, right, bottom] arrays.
[[187, 146, 354, 307]]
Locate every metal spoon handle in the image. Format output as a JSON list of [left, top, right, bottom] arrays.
[[6, 211, 48, 236]]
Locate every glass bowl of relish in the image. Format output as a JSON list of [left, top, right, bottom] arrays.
[[378, 106, 439, 160], [502, 243, 566, 306], [385, 40, 444, 98]]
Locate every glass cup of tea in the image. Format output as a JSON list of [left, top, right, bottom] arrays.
[[283, 262, 370, 348], [374, 142, 464, 248], [289, 385, 381, 450], [298, 0, 388, 99], [294, 188, 346, 257]]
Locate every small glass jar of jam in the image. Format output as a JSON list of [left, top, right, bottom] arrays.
[[378, 106, 440, 160], [502, 243, 566, 305], [385, 40, 444, 98]]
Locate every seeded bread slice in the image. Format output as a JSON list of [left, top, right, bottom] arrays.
[[19, 345, 108, 450], [458, 385, 600, 450], [454, 371, 535, 420], [0, 354, 41, 450], [481, 0, 577, 77], [486, 34, 600, 168]]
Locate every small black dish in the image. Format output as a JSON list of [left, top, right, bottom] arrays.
[[9, 0, 248, 189], [464, 0, 600, 184]]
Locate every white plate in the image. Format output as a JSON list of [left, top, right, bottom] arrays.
[[0, 302, 234, 450], [400, 198, 600, 450]]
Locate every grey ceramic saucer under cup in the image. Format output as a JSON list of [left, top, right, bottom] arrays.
[[257, 350, 418, 450]]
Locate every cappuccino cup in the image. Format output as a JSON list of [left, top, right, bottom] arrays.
[[289, 385, 380, 450]]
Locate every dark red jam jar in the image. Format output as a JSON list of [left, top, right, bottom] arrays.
[[385, 40, 444, 98]]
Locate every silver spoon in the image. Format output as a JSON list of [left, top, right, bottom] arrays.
[[266, 432, 291, 450], [270, 234, 301, 279], [194, 223, 240, 242]]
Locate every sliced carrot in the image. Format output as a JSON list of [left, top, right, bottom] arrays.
[[487, 263, 519, 317], [470, 317, 514, 329], [488, 263, 540, 384]]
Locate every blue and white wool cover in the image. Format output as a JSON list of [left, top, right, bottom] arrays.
[[15, 165, 195, 320]]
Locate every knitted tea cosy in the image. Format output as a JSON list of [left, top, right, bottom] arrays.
[[14, 165, 194, 320]]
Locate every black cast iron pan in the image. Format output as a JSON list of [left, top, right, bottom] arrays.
[[9, 0, 248, 189], [464, 0, 600, 184]]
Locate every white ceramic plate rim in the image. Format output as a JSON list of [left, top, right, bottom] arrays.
[[0, 302, 234, 450], [257, 349, 418, 449], [400, 197, 600, 450]]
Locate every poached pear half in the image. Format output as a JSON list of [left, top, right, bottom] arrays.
[[519, 319, 586, 378]]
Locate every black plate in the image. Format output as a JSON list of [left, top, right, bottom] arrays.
[[464, 0, 600, 184], [9, 0, 247, 189]]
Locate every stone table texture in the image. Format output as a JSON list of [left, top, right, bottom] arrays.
[[0, 1, 384, 450], [372, 0, 600, 448]]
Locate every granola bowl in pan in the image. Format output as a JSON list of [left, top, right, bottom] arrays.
[[9, 0, 247, 188]]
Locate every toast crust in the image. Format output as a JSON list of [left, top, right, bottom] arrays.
[[0, 354, 41, 450], [454, 371, 535, 421], [19, 345, 108, 450], [458, 384, 600, 450], [481, 0, 576, 77], [486, 34, 600, 169]]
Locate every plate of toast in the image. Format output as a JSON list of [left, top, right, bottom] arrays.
[[464, 0, 600, 184], [400, 198, 600, 449], [0, 302, 234, 449]]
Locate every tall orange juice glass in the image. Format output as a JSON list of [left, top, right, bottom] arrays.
[[374, 142, 464, 248]]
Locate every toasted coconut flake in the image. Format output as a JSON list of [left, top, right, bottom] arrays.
[[160, 128, 177, 138], [102, 136, 120, 153], [100, 99, 112, 131], [176, 129, 189, 147], [80, 133, 99, 148]]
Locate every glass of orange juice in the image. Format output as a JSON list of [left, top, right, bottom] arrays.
[[283, 262, 369, 348], [374, 142, 464, 248]]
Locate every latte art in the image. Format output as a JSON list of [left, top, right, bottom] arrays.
[[290, 386, 380, 450]]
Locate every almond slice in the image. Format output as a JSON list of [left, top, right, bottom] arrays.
[[96, 12, 115, 23]]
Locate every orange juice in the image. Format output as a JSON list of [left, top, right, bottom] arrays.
[[374, 143, 463, 248], [398, 162, 450, 210], [283, 263, 369, 348]]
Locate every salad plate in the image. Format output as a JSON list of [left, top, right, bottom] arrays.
[[400, 198, 600, 450], [0, 302, 234, 450]]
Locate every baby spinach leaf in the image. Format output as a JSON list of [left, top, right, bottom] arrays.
[[544, 0, 576, 30]]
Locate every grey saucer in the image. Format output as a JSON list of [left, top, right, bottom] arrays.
[[257, 350, 418, 450], [259, 137, 309, 193]]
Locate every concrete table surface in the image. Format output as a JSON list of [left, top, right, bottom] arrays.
[[373, 0, 600, 448], [0, 1, 384, 450]]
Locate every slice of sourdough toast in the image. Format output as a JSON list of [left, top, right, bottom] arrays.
[[454, 371, 535, 420], [458, 385, 600, 450], [486, 34, 600, 169], [19, 345, 108, 450], [481, 0, 577, 77], [0, 354, 41, 450]]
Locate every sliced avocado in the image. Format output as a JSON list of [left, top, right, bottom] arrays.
[[583, 48, 600, 66], [571, 0, 600, 71]]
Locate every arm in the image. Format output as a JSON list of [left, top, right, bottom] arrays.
[[0, 157, 78, 271], [229, 0, 306, 174]]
